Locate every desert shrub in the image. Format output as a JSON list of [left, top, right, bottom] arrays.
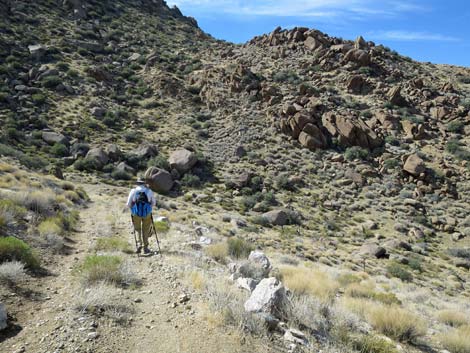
[[41, 75, 62, 88], [368, 306, 426, 343], [386, 262, 412, 282], [31, 93, 46, 104], [0, 236, 40, 269], [50, 142, 69, 157], [345, 146, 369, 161], [251, 215, 271, 227], [95, 236, 132, 254], [439, 325, 470, 353], [344, 283, 401, 305], [147, 155, 170, 171], [188, 271, 206, 291], [280, 266, 339, 303], [111, 169, 132, 180], [227, 237, 253, 259], [275, 174, 295, 191], [74, 157, 101, 172], [285, 294, 331, 334], [438, 310, 469, 327], [181, 173, 201, 188], [447, 121, 464, 134], [44, 233, 65, 253], [352, 335, 398, 353], [153, 220, 170, 233], [446, 140, 461, 154], [16, 190, 56, 216], [205, 242, 228, 263], [0, 199, 27, 231], [0, 261, 26, 285], [38, 218, 63, 236], [273, 70, 300, 84], [79, 255, 137, 286], [337, 273, 363, 287]]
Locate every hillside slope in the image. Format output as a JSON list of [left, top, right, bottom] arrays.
[[1, 1, 470, 352]]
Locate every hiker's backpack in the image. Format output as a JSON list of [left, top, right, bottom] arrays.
[[131, 190, 152, 217]]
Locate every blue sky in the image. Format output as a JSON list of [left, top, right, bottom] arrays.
[[166, 0, 470, 67]]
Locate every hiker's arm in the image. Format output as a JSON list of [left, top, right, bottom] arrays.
[[126, 190, 135, 208]]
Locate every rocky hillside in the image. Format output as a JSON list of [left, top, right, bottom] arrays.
[[1, 1, 470, 352]]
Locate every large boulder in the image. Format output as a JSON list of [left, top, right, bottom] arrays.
[[262, 210, 289, 226], [342, 49, 370, 67], [359, 243, 388, 259], [347, 75, 366, 94], [387, 86, 407, 107], [133, 144, 158, 159], [145, 167, 173, 193], [42, 131, 68, 146], [168, 149, 198, 174], [106, 144, 123, 162], [85, 147, 109, 169], [403, 154, 425, 176], [244, 277, 286, 317], [0, 303, 7, 331]]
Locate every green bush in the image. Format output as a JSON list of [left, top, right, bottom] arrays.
[[51, 142, 69, 157], [447, 121, 464, 134], [154, 220, 170, 233], [345, 146, 369, 161], [147, 155, 170, 171], [111, 169, 132, 180], [446, 140, 461, 154], [31, 93, 46, 104], [74, 158, 101, 172], [352, 335, 398, 353], [41, 75, 62, 88], [386, 262, 413, 282], [227, 237, 254, 259], [95, 237, 132, 253], [0, 236, 40, 269], [181, 173, 201, 188], [79, 255, 124, 285]]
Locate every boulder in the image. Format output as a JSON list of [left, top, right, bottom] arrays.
[[403, 154, 425, 176], [359, 243, 388, 259], [145, 167, 174, 193], [106, 144, 123, 162], [128, 53, 142, 62], [401, 120, 425, 140], [347, 75, 366, 94], [354, 35, 367, 49], [237, 277, 258, 292], [70, 142, 89, 158], [42, 131, 68, 146], [262, 210, 289, 226], [387, 86, 407, 106], [28, 44, 47, 59], [115, 162, 135, 175], [248, 251, 271, 274], [168, 149, 198, 174], [244, 277, 286, 317], [85, 147, 109, 169], [343, 49, 370, 67], [133, 144, 158, 159], [304, 36, 321, 51], [0, 303, 6, 331], [90, 106, 106, 118]]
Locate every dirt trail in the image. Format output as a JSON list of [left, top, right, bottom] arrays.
[[1, 183, 275, 353]]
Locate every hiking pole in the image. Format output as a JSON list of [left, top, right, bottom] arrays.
[[150, 214, 162, 257]]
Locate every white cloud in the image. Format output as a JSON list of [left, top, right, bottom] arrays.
[[368, 30, 460, 42], [166, 0, 424, 19]]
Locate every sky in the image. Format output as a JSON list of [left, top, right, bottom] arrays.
[[166, 0, 470, 67]]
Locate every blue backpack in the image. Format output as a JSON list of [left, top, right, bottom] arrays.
[[131, 190, 152, 217]]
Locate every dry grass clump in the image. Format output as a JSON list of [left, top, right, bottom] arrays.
[[345, 283, 401, 305], [437, 310, 469, 327], [351, 335, 399, 353], [38, 218, 63, 236], [205, 242, 229, 263], [280, 266, 339, 303], [368, 305, 427, 343], [75, 282, 132, 325], [439, 325, 470, 353], [0, 260, 26, 285], [78, 255, 139, 287], [188, 271, 206, 291], [94, 236, 132, 254], [15, 190, 56, 216], [341, 297, 376, 319]]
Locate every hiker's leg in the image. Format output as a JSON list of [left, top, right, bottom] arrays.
[[142, 214, 152, 248], [132, 215, 143, 248]]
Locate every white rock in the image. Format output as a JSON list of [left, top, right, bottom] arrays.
[[237, 277, 258, 292], [244, 277, 286, 316], [284, 328, 308, 345], [248, 250, 271, 272]]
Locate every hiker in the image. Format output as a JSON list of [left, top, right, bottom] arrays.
[[126, 177, 156, 254]]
